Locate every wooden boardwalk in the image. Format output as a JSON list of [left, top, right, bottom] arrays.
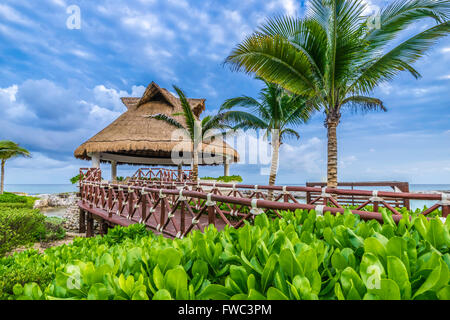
[[77, 168, 449, 238]]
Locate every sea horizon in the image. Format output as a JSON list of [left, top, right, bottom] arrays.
[[5, 183, 450, 196]]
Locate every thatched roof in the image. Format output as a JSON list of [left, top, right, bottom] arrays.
[[74, 82, 239, 166]]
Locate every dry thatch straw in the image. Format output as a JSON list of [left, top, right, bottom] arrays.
[[74, 82, 239, 166]]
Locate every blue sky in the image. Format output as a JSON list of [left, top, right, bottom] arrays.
[[0, 0, 449, 185]]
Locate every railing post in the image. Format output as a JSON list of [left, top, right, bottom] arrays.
[[208, 205, 215, 226], [141, 192, 147, 224], [79, 209, 86, 233], [86, 212, 94, 237], [160, 197, 166, 232], [180, 200, 185, 235], [128, 190, 134, 219], [443, 205, 450, 218]]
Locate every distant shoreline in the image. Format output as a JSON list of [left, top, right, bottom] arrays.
[[4, 183, 450, 196]]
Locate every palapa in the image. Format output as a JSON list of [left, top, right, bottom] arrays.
[[74, 82, 239, 166]]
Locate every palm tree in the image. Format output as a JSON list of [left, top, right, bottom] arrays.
[[225, 0, 450, 188], [146, 86, 230, 182], [220, 78, 316, 198], [0, 141, 31, 194]]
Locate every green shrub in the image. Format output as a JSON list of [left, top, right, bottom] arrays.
[[0, 193, 28, 204], [200, 175, 243, 183], [70, 174, 84, 184], [0, 209, 47, 257], [1, 208, 449, 300], [33, 217, 66, 243], [0, 251, 52, 299]]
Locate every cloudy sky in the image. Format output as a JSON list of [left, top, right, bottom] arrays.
[[0, 0, 449, 185]]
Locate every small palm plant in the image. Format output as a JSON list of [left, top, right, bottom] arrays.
[[0, 141, 31, 194], [220, 78, 316, 198], [226, 0, 450, 187], [146, 86, 230, 182]]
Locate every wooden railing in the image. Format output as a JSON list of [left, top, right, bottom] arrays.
[[78, 169, 449, 238], [79, 168, 101, 183], [132, 168, 193, 182], [128, 179, 450, 218], [306, 181, 411, 210]]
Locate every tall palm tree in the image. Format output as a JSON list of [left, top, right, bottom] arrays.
[[0, 141, 31, 194], [225, 0, 450, 187], [220, 78, 316, 198], [146, 86, 230, 182]]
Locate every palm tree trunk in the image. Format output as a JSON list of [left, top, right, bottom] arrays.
[[192, 144, 199, 182], [267, 135, 280, 200], [1, 160, 5, 195], [326, 118, 339, 188]]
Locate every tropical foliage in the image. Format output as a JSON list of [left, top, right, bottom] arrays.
[[147, 86, 231, 182], [220, 78, 315, 197], [0, 141, 31, 194], [200, 175, 243, 183], [1, 209, 449, 300], [225, 0, 450, 187]]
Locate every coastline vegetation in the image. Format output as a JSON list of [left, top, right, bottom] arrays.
[[1, 210, 448, 300], [200, 175, 243, 183], [0, 193, 66, 257]]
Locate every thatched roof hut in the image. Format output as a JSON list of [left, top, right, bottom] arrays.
[[74, 82, 239, 178]]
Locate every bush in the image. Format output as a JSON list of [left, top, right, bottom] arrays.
[[1, 209, 449, 300], [0, 193, 28, 204], [0, 252, 52, 299], [33, 217, 66, 243], [0, 209, 46, 257], [200, 175, 243, 183]]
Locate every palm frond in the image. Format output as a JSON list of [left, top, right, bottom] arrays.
[[225, 34, 318, 97], [146, 113, 186, 130], [350, 21, 450, 95], [220, 96, 262, 112], [222, 111, 268, 130], [280, 128, 301, 143], [173, 85, 196, 137], [341, 95, 387, 113]]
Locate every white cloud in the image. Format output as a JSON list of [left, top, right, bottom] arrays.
[[0, 4, 34, 27]]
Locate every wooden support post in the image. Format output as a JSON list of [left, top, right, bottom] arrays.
[[180, 201, 185, 235], [178, 164, 183, 182], [111, 160, 117, 181], [160, 199, 166, 232], [224, 161, 230, 177], [91, 153, 100, 169], [100, 220, 109, 236], [141, 193, 147, 224], [86, 212, 94, 237], [79, 209, 86, 233], [373, 201, 379, 212], [306, 191, 311, 204], [443, 205, 450, 218], [208, 206, 215, 226]]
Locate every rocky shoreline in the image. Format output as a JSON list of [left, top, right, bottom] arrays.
[[32, 192, 99, 232]]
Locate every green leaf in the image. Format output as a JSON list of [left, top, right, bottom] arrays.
[[157, 248, 182, 273], [164, 266, 188, 300], [152, 265, 164, 290], [370, 279, 401, 300], [153, 289, 172, 300], [413, 259, 449, 299], [261, 254, 279, 293], [279, 248, 302, 280], [387, 256, 411, 299], [192, 260, 209, 277], [198, 284, 232, 300], [266, 287, 289, 300]]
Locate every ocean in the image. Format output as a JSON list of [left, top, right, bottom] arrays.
[[5, 183, 450, 212]]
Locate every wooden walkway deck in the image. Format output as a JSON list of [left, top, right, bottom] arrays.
[[78, 199, 229, 238]]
